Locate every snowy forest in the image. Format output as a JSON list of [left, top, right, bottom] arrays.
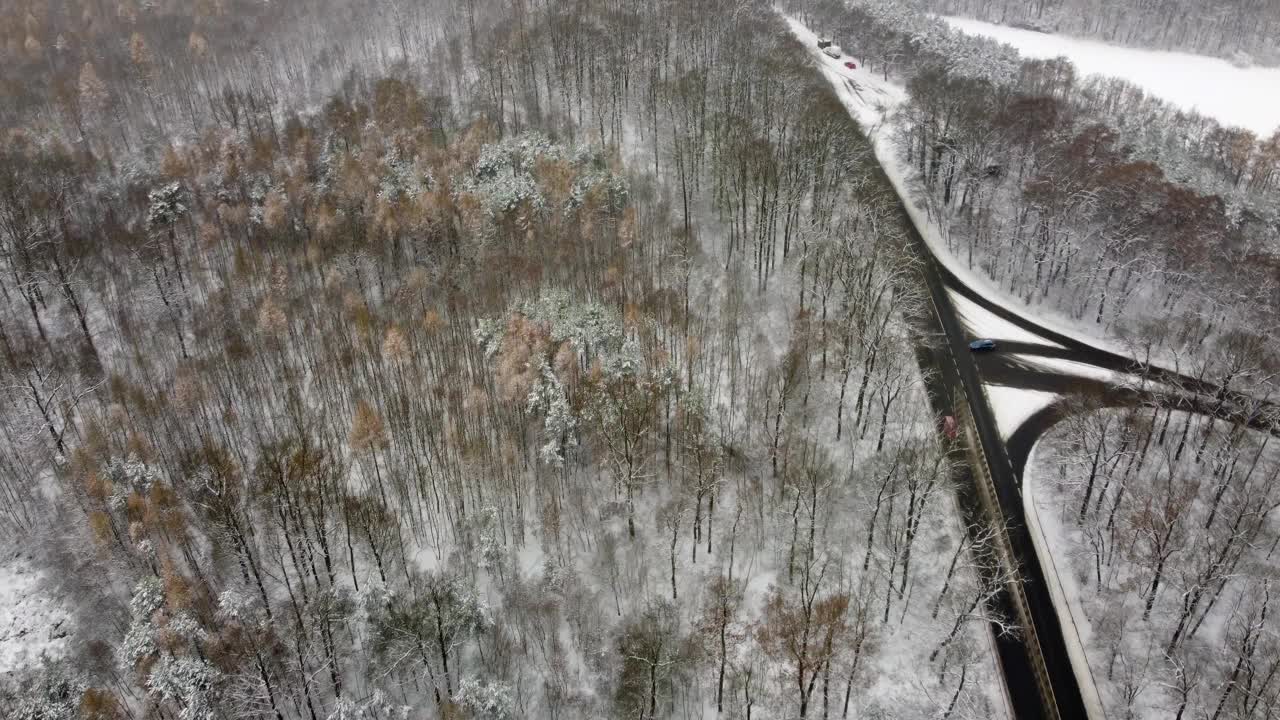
[[3, 0, 1279, 719], [1034, 401, 1280, 719], [0, 1, 1013, 719]]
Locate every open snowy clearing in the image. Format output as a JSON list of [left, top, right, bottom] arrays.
[[0, 554, 69, 675], [982, 385, 1058, 441], [943, 16, 1280, 136], [947, 290, 1062, 348]]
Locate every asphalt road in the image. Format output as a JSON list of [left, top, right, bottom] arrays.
[[904, 244, 1089, 720], [974, 344, 1280, 482], [940, 263, 1280, 420], [814, 68, 1090, 718]]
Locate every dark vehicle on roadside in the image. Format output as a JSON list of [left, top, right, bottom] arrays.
[[968, 338, 997, 352], [817, 37, 833, 49]]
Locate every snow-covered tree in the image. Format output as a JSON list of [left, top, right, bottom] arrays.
[[583, 337, 676, 539], [145, 656, 221, 720], [370, 571, 489, 701], [527, 360, 577, 467], [325, 690, 410, 720], [8, 662, 84, 720], [117, 577, 164, 672], [146, 183, 187, 231], [453, 678, 516, 720], [456, 134, 627, 241]]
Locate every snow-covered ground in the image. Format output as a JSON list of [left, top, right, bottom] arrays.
[[947, 291, 1061, 348], [943, 16, 1280, 136], [0, 554, 69, 675], [983, 385, 1057, 441], [1026, 407, 1280, 719], [1008, 354, 1118, 385], [691, 177, 1010, 719]]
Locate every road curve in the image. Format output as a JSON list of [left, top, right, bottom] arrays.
[[907, 241, 1090, 720], [798, 51, 1086, 718], [849, 156, 1091, 716], [879, 148, 1280, 720]]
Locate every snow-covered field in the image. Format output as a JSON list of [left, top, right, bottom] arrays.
[[943, 16, 1280, 136]]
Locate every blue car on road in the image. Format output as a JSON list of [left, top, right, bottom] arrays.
[[968, 339, 997, 352]]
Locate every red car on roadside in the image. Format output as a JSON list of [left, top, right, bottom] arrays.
[[844, 60, 857, 70]]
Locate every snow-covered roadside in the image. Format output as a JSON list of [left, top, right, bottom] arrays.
[[1022, 443, 1108, 719], [787, 22, 1109, 715], [983, 385, 1057, 441], [1010, 354, 1185, 408], [785, 15, 1175, 367], [942, 16, 1280, 136], [0, 554, 69, 675], [783, 17, 903, 131], [947, 291, 1061, 348], [784, 23, 1013, 719], [1007, 354, 1119, 385]]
